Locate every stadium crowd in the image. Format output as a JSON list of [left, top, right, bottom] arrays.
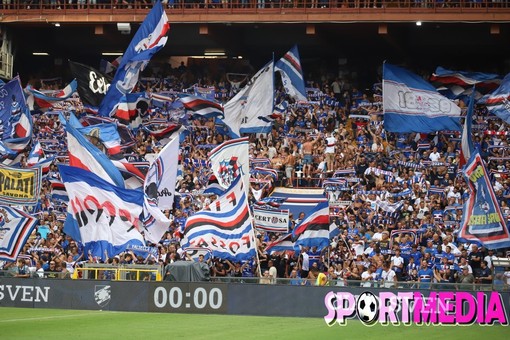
[[0, 60, 510, 289]]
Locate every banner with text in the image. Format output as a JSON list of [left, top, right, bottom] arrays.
[[253, 206, 289, 233], [0, 165, 42, 206]]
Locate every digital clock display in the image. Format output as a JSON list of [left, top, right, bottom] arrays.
[[149, 283, 227, 313]]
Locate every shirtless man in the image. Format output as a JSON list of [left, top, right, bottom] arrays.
[[283, 147, 296, 187], [301, 135, 318, 178]]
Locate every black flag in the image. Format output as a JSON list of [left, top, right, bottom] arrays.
[[69, 61, 112, 107]]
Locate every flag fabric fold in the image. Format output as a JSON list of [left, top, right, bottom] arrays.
[[178, 93, 224, 119]]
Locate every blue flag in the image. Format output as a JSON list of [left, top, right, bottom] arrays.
[[479, 72, 510, 123], [275, 45, 307, 102], [0, 77, 30, 139], [98, 1, 169, 117], [458, 150, 510, 249], [460, 87, 476, 166], [383, 63, 461, 133]]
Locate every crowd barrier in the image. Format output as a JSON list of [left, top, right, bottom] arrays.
[[74, 264, 163, 281], [0, 277, 508, 322]]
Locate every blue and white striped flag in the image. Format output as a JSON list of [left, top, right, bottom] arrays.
[[0, 206, 38, 262], [181, 176, 256, 262], [275, 45, 307, 102], [98, 1, 169, 117]]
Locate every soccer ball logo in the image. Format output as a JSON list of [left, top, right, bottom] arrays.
[[356, 292, 379, 325]]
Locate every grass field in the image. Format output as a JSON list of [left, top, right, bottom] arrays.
[[0, 307, 508, 339]]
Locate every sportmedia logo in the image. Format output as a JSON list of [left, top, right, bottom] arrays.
[[323, 291, 509, 326]]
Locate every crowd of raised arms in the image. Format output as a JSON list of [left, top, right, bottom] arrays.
[[1, 60, 509, 288]]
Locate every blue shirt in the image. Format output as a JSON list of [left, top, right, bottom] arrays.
[[418, 268, 434, 286]]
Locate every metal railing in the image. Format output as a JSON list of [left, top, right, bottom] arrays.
[[73, 263, 163, 281], [0, 0, 509, 15], [1, 268, 507, 291]]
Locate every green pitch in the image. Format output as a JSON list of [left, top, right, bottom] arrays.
[[0, 307, 507, 339]]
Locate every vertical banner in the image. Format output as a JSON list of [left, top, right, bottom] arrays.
[[459, 150, 510, 249]]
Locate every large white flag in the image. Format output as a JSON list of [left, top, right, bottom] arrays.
[[59, 165, 145, 259], [222, 61, 274, 137], [144, 136, 179, 210], [208, 137, 249, 196], [142, 135, 179, 243]]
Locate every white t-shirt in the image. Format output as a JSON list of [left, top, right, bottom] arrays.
[[269, 266, 278, 283], [429, 152, 441, 162], [391, 255, 405, 271], [382, 269, 397, 288], [361, 271, 377, 287], [325, 136, 337, 154], [352, 241, 365, 256], [301, 252, 310, 271]]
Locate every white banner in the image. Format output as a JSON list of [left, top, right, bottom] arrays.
[[223, 61, 274, 136], [253, 207, 289, 233], [383, 80, 461, 118]]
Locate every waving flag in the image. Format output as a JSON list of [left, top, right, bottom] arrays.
[[113, 92, 150, 123], [25, 79, 77, 110], [383, 63, 461, 133], [64, 114, 125, 188], [178, 94, 224, 119], [0, 77, 31, 140], [275, 45, 307, 102], [26, 141, 44, 166], [69, 60, 112, 108], [49, 179, 69, 203], [181, 177, 256, 262], [98, 1, 169, 117], [209, 137, 250, 195], [144, 135, 179, 210], [430, 66, 500, 90], [479, 72, 510, 123], [59, 165, 145, 259], [460, 88, 476, 167], [458, 150, 510, 249], [77, 123, 122, 158], [0, 206, 38, 262], [292, 201, 330, 250], [100, 55, 122, 74], [0, 141, 18, 163], [222, 61, 274, 137], [141, 136, 179, 243], [264, 233, 295, 254]]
